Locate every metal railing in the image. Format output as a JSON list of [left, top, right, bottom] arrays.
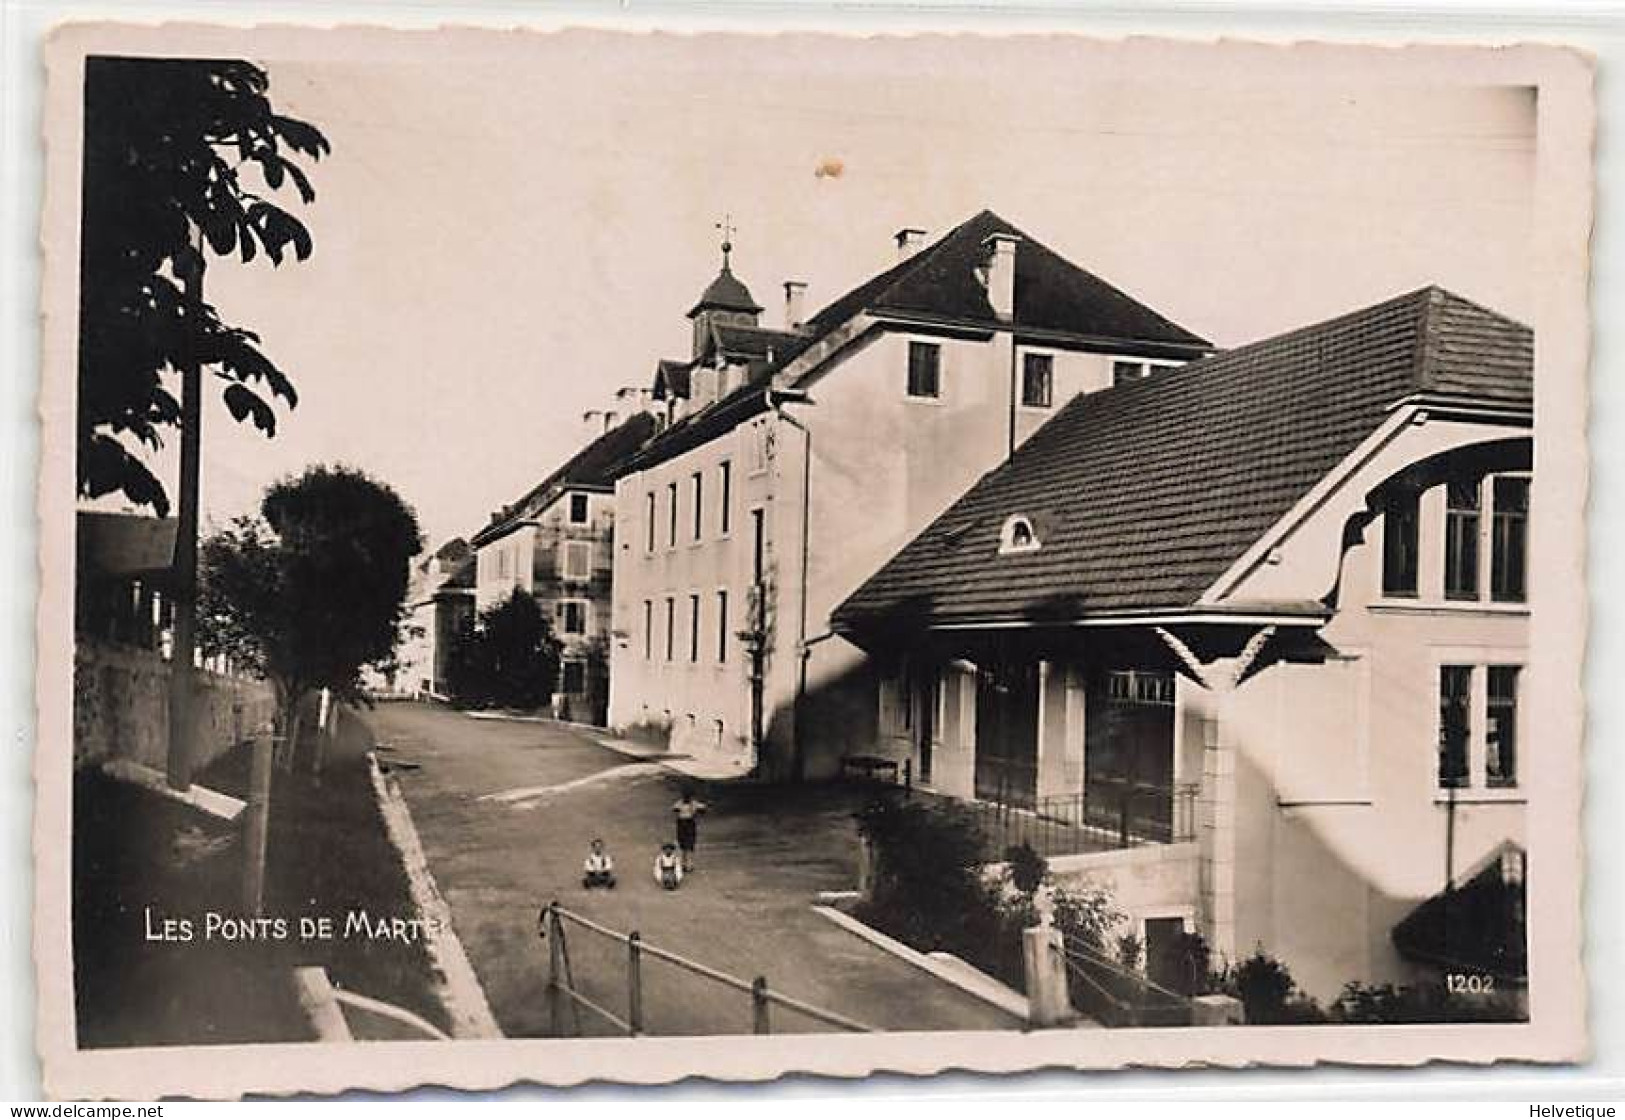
[[538, 901, 876, 1037], [965, 781, 1199, 860], [1058, 937, 1195, 1028]]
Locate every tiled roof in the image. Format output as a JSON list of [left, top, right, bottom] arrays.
[[629, 208, 1211, 474], [470, 412, 658, 548], [833, 286, 1532, 630], [688, 264, 762, 317], [780, 209, 1210, 366], [710, 322, 802, 362], [616, 379, 776, 477], [653, 359, 692, 400]]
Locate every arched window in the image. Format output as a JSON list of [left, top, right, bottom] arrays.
[[999, 515, 1041, 555]]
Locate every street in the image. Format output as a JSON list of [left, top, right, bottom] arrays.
[[364, 702, 1022, 1037]]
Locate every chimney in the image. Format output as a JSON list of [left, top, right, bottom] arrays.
[[602, 409, 620, 432], [895, 227, 927, 260], [581, 409, 603, 440], [982, 232, 1020, 322], [783, 280, 808, 330], [690, 365, 719, 409]]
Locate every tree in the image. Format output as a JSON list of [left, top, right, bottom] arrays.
[[79, 58, 330, 514], [198, 466, 422, 766], [444, 590, 562, 710]]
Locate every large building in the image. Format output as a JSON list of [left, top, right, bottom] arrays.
[[396, 538, 475, 699], [607, 210, 1211, 776], [470, 411, 657, 724], [834, 286, 1532, 1002]]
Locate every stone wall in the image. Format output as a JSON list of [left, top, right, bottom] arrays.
[[74, 639, 276, 772]]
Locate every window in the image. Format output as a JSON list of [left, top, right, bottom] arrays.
[[1106, 669, 1175, 706], [1381, 487, 1420, 598], [667, 482, 678, 547], [1021, 353, 1053, 408], [1438, 665, 1473, 789], [568, 492, 590, 525], [559, 600, 587, 636], [496, 548, 509, 579], [561, 660, 585, 694], [689, 594, 701, 663], [716, 590, 729, 662], [1487, 666, 1520, 788], [664, 598, 675, 661], [999, 514, 1041, 554], [691, 472, 704, 540], [751, 508, 766, 582], [906, 341, 941, 398], [562, 541, 591, 580], [1491, 476, 1529, 603], [644, 492, 656, 553], [642, 600, 653, 660], [1113, 360, 1149, 386], [719, 461, 732, 535], [1444, 479, 1481, 600]]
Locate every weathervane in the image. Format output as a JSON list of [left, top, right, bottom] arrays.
[[715, 214, 736, 269]]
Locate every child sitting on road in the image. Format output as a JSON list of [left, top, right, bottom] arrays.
[[581, 838, 616, 889], [654, 843, 684, 890]]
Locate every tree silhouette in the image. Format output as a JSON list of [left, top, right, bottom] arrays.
[[198, 466, 422, 766], [78, 57, 330, 514]]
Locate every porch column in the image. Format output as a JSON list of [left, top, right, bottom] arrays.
[[1193, 676, 1239, 963]]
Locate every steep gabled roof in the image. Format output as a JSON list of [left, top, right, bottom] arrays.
[[628, 208, 1211, 474], [709, 322, 802, 363], [653, 359, 692, 400], [833, 287, 1532, 630], [470, 412, 658, 549]]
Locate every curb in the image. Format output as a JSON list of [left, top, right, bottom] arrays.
[[811, 905, 1030, 1022], [367, 754, 504, 1040]]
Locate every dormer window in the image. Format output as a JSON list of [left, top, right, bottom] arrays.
[[999, 515, 1041, 555]]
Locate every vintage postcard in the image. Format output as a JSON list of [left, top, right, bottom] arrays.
[[35, 20, 1594, 1100]]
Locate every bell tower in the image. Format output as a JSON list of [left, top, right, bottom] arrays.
[[688, 215, 762, 359]]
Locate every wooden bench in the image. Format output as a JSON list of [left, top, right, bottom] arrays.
[[841, 755, 901, 783]]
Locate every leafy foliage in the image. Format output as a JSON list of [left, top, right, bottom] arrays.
[[1221, 946, 1328, 1024], [852, 796, 1117, 994], [1331, 980, 1525, 1024], [444, 589, 562, 710], [198, 466, 422, 740], [78, 58, 330, 514]]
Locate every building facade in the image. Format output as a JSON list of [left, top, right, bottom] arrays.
[[834, 286, 1532, 1003], [608, 210, 1211, 776], [396, 538, 475, 699], [470, 412, 656, 724]]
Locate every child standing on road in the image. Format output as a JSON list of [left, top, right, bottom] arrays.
[[654, 843, 684, 890], [581, 838, 616, 889], [671, 787, 708, 872]]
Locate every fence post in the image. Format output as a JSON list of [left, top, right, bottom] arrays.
[[627, 931, 644, 1036], [545, 903, 566, 1037], [242, 730, 276, 915], [751, 977, 770, 1035]]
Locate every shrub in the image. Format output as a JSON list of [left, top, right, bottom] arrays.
[[1226, 946, 1327, 1024], [1332, 980, 1525, 1024], [1116, 933, 1144, 974], [1005, 842, 1047, 896]]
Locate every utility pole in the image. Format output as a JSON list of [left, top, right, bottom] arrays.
[[166, 237, 204, 791]]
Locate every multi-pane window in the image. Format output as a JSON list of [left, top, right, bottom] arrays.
[[691, 472, 704, 541], [1381, 487, 1420, 598], [1444, 479, 1481, 600], [562, 541, 591, 580], [666, 481, 678, 547], [642, 600, 653, 660], [1487, 666, 1520, 788], [559, 600, 587, 636], [644, 492, 656, 553], [906, 341, 941, 398], [689, 594, 701, 663], [568, 493, 590, 525], [1105, 669, 1175, 706], [1491, 476, 1529, 603], [719, 461, 732, 535], [664, 598, 675, 661], [751, 508, 766, 582], [1113, 360, 1149, 386], [1438, 665, 1473, 789], [716, 590, 729, 662], [1437, 663, 1520, 791], [1021, 353, 1054, 408]]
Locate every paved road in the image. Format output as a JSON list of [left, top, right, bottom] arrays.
[[365, 702, 1021, 1037]]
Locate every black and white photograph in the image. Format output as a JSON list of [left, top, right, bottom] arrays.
[[32, 21, 1593, 1099]]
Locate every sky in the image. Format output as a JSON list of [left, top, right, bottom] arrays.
[[101, 31, 1536, 553]]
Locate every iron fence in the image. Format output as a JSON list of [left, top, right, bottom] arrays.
[[964, 781, 1199, 860], [537, 901, 876, 1037]]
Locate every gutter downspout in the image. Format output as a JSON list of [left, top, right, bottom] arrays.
[[767, 387, 818, 781]]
